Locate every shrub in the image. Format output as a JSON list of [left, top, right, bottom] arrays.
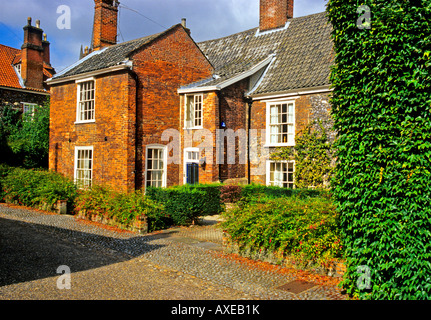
[[75, 186, 167, 232], [1, 168, 77, 211], [327, 1, 431, 299], [220, 185, 243, 203], [147, 185, 208, 225], [221, 195, 342, 268]]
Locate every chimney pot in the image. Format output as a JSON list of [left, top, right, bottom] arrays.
[[27, 17, 32, 26], [36, 19, 40, 28], [181, 18, 187, 28]]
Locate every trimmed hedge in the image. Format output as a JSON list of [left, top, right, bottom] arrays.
[[146, 184, 223, 226], [327, 1, 431, 299], [219, 183, 331, 204]]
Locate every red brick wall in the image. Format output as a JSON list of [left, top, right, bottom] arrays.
[[218, 79, 249, 183], [128, 25, 213, 189], [49, 71, 137, 193], [179, 79, 250, 185], [180, 91, 220, 185], [49, 25, 213, 192]]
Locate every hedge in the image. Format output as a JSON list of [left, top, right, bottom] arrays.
[[219, 183, 331, 204], [74, 186, 167, 232], [146, 184, 223, 226], [221, 195, 342, 269], [1, 167, 78, 211], [327, 1, 431, 299]]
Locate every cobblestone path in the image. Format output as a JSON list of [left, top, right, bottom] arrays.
[[0, 204, 346, 300]]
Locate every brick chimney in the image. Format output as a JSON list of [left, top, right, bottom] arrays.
[[21, 17, 44, 90], [42, 33, 51, 66], [260, 0, 294, 32], [92, 0, 119, 51]]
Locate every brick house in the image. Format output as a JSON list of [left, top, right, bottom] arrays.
[[0, 18, 55, 114], [47, 0, 213, 192], [47, 0, 334, 191], [178, 0, 334, 187]]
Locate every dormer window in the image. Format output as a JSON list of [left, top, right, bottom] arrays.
[[14, 63, 21, 76]]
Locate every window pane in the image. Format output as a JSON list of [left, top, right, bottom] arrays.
[[78, 81, 95, 122]]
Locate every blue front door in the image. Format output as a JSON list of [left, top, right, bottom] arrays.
[[186, 163, 199, 185]]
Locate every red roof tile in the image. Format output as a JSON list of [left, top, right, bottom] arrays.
[[0, 44, 54, 93], [0, 44, 22, 90]]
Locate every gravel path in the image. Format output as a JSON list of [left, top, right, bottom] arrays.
[[0, 204, 345, 300]]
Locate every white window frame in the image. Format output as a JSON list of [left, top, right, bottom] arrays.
[[74, 146, 94, 189], [183, 147, 200, 184], [76, 78, 96, 124], [184, 94, 203, 129], [265, 100, 295, 147], [21, 102, 37, 120], [145, 145, 168, 188], [266, 160, 295, 189]]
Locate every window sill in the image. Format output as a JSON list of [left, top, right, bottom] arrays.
[[183, 126, 204, 130], [75, 120, 96, 125], [263, 143, 295, 148]]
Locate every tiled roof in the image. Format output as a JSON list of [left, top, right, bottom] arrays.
[[195, 11, 334, 95], [51, 28, 170, 80], [0, 43, 54, 92], [0, 44, 22, 90]]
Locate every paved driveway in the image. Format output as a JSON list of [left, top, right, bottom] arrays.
[[0, 204, 345, 300]]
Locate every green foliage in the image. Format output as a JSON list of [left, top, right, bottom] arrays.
[[146, 184, 223, 226], [8, 102, 50, 168], [221, 195, 342, 268], [220, 183, 330, 204], [0, 101, 50, 168], [0, 105, 21, 165], [327, 1, 431, 299], [74, 185, 166, 232], [271, 120, 335, 189], [1, 167, 78, 211]]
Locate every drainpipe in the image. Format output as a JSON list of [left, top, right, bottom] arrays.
[[128, 69, 140, 191], [245, 97, 253, 185]]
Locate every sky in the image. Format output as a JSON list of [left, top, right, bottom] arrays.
[[0, 0, 328, 73]]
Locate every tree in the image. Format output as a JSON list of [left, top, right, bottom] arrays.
[[8, 101, 50, 168]]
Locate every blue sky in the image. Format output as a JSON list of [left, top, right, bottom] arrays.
[[0, 0, 327, 73]]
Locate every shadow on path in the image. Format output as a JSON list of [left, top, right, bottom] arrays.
[[0, 217, 165, 287]]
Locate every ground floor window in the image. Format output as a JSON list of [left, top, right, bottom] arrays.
[[146, 145, 167, 188], [74, 146, 93, 188], [266, 160, 295, 188]]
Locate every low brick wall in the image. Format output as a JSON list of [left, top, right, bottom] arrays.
[[76, 211, 148, 234]]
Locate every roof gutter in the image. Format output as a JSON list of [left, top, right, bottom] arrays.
[[0, 85, 50, 96], [46, 64, 131, 86]]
